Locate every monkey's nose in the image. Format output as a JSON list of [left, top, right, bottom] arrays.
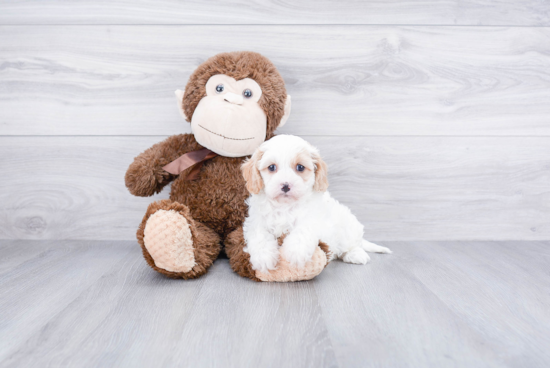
[[224, 92, 243, 105], [281, 183, 290, 193]]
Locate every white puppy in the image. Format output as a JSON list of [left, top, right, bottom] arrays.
[[241, 135, 391, 273]]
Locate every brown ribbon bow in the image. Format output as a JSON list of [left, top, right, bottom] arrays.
[[162, 148, 218, 180]]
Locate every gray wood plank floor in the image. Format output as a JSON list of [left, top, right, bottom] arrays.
[[1, 240, 549, 368]]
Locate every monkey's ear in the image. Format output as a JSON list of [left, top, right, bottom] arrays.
[[174, 89, 188, 120], [278, 95, 291, 128], [241, 149, 264, 194]]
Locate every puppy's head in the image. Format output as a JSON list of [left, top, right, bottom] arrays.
[[241, 135, 328, 202]]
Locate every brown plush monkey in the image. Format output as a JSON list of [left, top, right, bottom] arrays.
[[125, 51, 329, 281]]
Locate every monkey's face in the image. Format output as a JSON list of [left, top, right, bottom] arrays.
[[190, 74, 268, 157]]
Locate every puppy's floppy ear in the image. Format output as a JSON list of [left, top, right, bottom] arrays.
[[241, 149, 264, 194], [312, 151, 329, 192]]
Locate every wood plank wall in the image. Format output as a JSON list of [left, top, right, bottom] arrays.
[[1, 1, 549, 241]]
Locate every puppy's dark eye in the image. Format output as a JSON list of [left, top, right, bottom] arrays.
[[268, 164, 276, 172], [296, 164, 305, 172], [216, 84, 224, 93], [243, 89, 253, 98]]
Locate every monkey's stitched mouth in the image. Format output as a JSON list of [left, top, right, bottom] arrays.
[[198, 124, 254, 141]]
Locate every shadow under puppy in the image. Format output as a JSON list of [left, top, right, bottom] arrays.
[[241, 135, 391, 274]]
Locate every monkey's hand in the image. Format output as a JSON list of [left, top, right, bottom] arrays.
[[124, 133, 201, 197]]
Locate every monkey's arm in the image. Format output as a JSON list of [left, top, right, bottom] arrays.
[[125, 133, 202, 197]]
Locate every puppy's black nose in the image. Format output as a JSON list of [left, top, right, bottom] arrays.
[[281, 183, 290, 193]]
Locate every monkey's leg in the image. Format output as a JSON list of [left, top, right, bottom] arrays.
[[137, 199, 221, 279], [224, 228, 331, 282], [224, 227, 261, 282]]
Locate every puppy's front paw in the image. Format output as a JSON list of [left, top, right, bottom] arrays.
[[281, 237, 316, 269], [248, 245, 280, 273]]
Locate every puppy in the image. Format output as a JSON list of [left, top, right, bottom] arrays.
[[241, 135, 391, 273]]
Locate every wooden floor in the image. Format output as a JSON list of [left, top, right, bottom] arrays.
[[0, 240, 549, 367]]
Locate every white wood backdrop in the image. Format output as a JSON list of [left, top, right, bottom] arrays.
[[0, 2, 549, 241]]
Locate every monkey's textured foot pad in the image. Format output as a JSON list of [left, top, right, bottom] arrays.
[[255, 246, 327, 282], [143, 210, 196, 273]]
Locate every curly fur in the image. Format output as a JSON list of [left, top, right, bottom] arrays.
[[182, 51, 287, 140], [225, 228, 261, 282], [242, 135, 392, 273], [126, 51, 289, 279]]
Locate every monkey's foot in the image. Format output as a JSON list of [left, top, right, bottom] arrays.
[[144, 209, 196, 273], [137, 200, 220, 279], [255, 246, 327, 282], [225, 228, 330, 282]]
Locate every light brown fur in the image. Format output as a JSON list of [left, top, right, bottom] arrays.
[[292, 150, 315, 183], [137, 200, 221, 279], [312, 152, 329, 192], [224, 228, 331, 282], [182, 52, 287, 139], [241, 149, 264, 195], [126, 52, 289, 279]]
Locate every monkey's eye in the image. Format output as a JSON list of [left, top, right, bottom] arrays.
[[296, 164, 305, 172], [243, 89, 253, 98], [216, 84, 224, 93], [268, 164, 276, 172]]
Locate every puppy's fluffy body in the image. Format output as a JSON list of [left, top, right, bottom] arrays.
[[242, 135, 391, 273]]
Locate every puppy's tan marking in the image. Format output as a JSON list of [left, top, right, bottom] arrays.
[[291, 150, 315, 183], [311, 151, 328, 192], [241, 149, 264, 194]]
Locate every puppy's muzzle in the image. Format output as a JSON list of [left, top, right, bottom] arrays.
[[281, 183, 290, 193]]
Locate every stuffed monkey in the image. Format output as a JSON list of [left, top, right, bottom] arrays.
[[125, 51, 329, 282]]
